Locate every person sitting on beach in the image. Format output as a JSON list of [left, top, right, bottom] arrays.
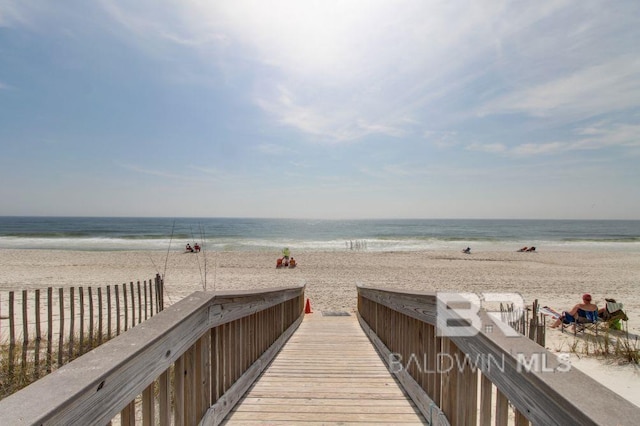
[[517, 247, 528, 252], [194, 243, 200, 253], [186, 243, 194, 253], [462, 247, 471, 254], [550, 293, 598, 328], [289, 257, 296, 268], [526, 246, 536, 252], [276, 258, 283, 268]]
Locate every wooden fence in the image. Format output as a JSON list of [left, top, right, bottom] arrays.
[[357, 286, 640, 426], [500, 299, 546, 346], [0, 285, 305, 425], [0, 274, 164, 393]]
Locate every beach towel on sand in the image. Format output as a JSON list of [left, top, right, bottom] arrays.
[[539, 306, 562, 319]]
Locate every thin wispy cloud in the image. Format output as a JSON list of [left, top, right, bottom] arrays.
[[466, 143, 507, 154], [479, 56, 640, 120], [1, 0, 639, 218]]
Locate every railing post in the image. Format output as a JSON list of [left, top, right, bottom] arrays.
[[495, 388, 509, 426], [174, 353, 185, 426], [159, 370, 171, 426], [185, 345, 197, 426], [142, 381, 155, 426], [479, 373, 492, 426]]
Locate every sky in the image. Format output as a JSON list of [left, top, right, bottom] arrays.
[[1, 1, 639, 220]]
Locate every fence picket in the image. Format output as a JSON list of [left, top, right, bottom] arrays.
[[35, 289, 41, 379], [79, 287, 84, 354], [47, 287, 52, 373], [58, 288, 64, 367], [9, 292, 15, 378], [88, 287, 94, 345], [21, 290, 28, 374], [68, 288, 75, 360]]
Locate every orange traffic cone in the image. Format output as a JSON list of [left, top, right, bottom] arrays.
[[305, 298, 313, 314]]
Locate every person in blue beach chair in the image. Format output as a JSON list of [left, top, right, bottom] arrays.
[[550, 293, 598, 330]]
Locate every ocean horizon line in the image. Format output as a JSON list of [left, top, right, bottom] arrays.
[[1, 215, 639, 222]]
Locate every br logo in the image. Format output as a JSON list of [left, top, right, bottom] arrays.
[[436, 292, 525, 337]]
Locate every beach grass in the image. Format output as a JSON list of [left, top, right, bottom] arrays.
[[0, 330, 111, 400]]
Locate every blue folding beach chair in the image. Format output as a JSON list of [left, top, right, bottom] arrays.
[[561, 308, 599, 336]]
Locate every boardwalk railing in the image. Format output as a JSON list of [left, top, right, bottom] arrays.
[[357, 286, 640, 426], [0, 285, 305, 425]]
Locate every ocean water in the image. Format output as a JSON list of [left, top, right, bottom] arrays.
[[0, 217, 639, 252]]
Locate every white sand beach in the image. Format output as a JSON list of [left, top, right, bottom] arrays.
[[1, 248, 639, 405]]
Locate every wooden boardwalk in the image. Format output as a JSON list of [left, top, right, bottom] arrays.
[[223, 314, 427, 425]]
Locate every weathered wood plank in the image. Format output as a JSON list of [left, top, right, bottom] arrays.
[[202, 314, 303, 425], [236, 397, 416, 407], [222, 316, 426, 425]]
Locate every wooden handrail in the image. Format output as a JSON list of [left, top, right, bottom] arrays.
[[357, 285, 640, 426], [0, 285, 305, 425]]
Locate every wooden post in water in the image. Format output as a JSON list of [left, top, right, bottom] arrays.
[[115, 285, 120, 336], [123, 283, 128, 332], [35, 289, 42, 379], [79, 287, 85, 354], [47, 287, 53, 373], [8, 291, 15, 378], [68, 287, 75, 360], [21, 290, 28, 374], [58, 288, 64, 367]]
